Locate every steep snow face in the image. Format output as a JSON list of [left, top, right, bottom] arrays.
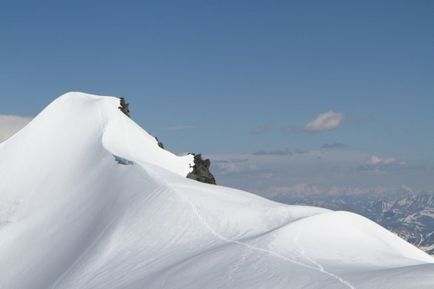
[[0, 92, 194, 182], [0, 92, 433, 289]]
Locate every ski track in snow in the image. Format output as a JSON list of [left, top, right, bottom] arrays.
[[161, 179, 356, 289], [292, 228, 356, 288], [101, 98, 356, 288]]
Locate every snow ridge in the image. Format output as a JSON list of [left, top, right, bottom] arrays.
[[164, 177, 356, 289], [1, 92, 434, 289]]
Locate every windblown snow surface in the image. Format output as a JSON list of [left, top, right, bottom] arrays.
[[0, 92, 433, 289]]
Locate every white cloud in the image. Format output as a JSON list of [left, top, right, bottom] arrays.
[[0, 115, 32, 142], [268, 182, 321, 197], [366, 155, 404, 166], [303, 111, 344, 132], [265, 183, 393, 198], [208, 152, 432, 199], [214, 161, 259, 175], [359, 155, 405, 173]]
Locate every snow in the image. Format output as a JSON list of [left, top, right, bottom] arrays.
[[0, 92, 433, 289]]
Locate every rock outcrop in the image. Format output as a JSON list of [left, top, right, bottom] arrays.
[[154, 137, 165, 149], [187, 154, 216, 185], [118, 97, 130, 117]]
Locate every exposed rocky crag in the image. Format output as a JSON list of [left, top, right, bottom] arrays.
[[186, 154, 216, 185], [118, 97, 130, 117], [154, 137, 165, 149]]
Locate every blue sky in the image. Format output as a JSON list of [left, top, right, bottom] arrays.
[[1, 0, 433, 197]]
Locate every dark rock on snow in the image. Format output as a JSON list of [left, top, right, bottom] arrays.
[[118, 97, 130, 117], [187, 154, 216, 185], [154, 137, 165, 149]]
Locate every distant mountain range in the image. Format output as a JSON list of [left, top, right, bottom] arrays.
[[275, 191, 434, 255]]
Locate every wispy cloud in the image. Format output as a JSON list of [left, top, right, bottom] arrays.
[[366, 155, 404, 166], [252, 148, 293, 156], [268, 182, 321, 197], [215, 162, 259, 174], [0, 115, 32, 142], [303, 111, 344, 132], [294, 148, 309, 154], [208, 151, 432, 200], [252, 148, 311, 156], [358, 155, 405, 173], [265, 183, 397, 198], [212, 158, 258, 174], [281, 111, 344, 133], [251, 125, 271, 135]]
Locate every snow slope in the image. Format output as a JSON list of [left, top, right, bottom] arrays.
[[0, 92, 433, 289]]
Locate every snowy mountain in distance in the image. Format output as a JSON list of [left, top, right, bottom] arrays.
[[280, 191, 434, 255], [0, 92, 433, 289]]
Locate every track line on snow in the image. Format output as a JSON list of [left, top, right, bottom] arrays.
[[170, 185, 356, 289], [293, 228, 355, 288], [122, 116, 356, 288]]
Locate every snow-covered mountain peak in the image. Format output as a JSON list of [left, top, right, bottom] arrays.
[[0, 92, 433, 289], [2, 92, 194, 178]]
